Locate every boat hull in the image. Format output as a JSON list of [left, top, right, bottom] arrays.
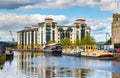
[[6, 52, 14, 60], [62, 52, 81, 57], [44, 50, 62, 56]]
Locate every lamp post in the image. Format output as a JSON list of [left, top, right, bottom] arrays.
[[106, 33, 111, 49]]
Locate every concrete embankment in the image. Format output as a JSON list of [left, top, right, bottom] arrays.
[[113, 53, 120, 61], [6, 48, 43, 52]]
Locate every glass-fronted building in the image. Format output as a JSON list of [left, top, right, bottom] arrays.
[[17, 18, 90, 49]]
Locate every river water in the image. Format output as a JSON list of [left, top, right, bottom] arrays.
[[0, 51, 120, 78]]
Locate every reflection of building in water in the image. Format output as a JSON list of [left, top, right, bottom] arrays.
[[72, 68, 81, 78], [112, 72, 120, 78], [112, 61, 120, 78], [17, 52, 44, 77], [18, 52, 102, 78]]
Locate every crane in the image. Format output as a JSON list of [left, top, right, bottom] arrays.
[[9, 30, 15, 42]]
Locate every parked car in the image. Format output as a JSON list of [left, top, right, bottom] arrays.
[[107, 48, 117, 52], [116, 48, 120, 53]]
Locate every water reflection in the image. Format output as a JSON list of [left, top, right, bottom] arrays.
[[0, 51, 120, 78]]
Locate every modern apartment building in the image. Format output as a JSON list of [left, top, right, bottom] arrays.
[[17, 18, 90, 49], [112, 13, 120, 48]]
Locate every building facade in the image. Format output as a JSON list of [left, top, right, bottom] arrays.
[[17, 18, 90, 49], [112, 13, 120, 48]]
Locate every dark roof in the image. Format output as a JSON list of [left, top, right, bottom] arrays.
[[58, 25, 73, 27], [45, 18, 53, 20], [17, 28, 38, 33], [76, 19, 86, 21]]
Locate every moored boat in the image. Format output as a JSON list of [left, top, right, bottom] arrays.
[[81, 50, 113, 60], [0, 43, 14, 61], [62, 46, 81, 57], [43, 43, 62, 56], [62, 52, 81, 57], [6, 50, 14, 60]]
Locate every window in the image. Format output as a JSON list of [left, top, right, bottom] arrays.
[[52, 30, 55, 40], [76, 31, 79, 39], [39, 23, 44, 26], [46, 23, 50, 27], [52, 23, 55, 29], [76, 23, 79, 28]]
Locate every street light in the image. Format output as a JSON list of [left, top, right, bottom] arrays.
[[106, 33, 111, 49]]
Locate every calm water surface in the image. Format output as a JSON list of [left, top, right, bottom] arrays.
[[0, 51, 120, 78]]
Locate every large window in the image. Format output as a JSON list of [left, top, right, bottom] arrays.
[[60, 32, 64, 39], [46, 23, 51, 42], [35, 31, 37, 45], [76, 23, 79, 28], [38, 23, 44, 27], [24, 32, 27, 46], [31, 31, 34, 49], [41, 31, 43, 44], [52, 23, 55, 29], [66, 31, 70, 38], [52, 30, 55, 40], [81, 24, 85, 39], [76, 31, 79, 39], [28, 32, 30, 45]]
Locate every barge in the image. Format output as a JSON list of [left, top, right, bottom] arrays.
[[43, 43, 62, 56], [62, 46, 81, 57], [81, 46, 114, 60]]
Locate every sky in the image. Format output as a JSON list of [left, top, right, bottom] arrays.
[[0, 0, 119, 42]]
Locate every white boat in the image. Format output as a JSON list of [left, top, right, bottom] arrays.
[[43, 43, 62, 56]]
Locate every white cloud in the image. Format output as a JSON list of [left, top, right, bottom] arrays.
[[0, 13, 68, 42], [86, 17, 112, 41], [0, 13, 112, 42], [0, 0, 118, 12]]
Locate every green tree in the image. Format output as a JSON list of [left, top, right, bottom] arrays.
[[74, 38, 81, 46], [48, 39, 56, 43], [81, 35, 96, 45], [106, 37, 111, 44], [60, 37, 72, 46]]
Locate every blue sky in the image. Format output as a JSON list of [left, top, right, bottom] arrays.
[[0, 0, 119, 42]]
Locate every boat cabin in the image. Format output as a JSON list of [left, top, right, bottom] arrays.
[[44, 43, 62, 50], [44, 43, 62, 56]]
